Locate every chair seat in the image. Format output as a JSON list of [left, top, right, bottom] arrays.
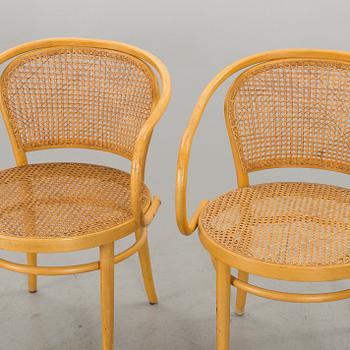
[[0, 163, 151, 239], [199, 182, 350, 268]]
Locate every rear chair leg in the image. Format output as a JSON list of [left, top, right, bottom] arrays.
[[135, 227, 158, 304], [235, 270, 248, 316], [27, 253, 37, 293]]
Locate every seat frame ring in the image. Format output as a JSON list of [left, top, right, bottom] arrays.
[[199, 227, 350, 282], [0, 196, 161, 253], [231, 275, 350, 303], [0, 225, 148, 276]]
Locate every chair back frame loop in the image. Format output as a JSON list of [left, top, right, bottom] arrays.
[[0, 38, 171, 241], [176, 49, 350, 236]]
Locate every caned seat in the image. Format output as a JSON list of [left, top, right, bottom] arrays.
[[199, 182, 350, 269], [0, 38, 171, 350], [0, 163, 151, 239], [176, 49, 350, 350]]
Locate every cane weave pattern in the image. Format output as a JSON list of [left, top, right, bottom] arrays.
[[0, 47, 156, 159], [200, 182, 350, 267], [0, 163, 150, 238], [225, 59, 350, 173]]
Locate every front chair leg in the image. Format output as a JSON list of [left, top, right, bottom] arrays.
[[216, 260, 231, 350], [100, 242, 115, 350], [235, 270, 248, 316], [135, 227, 158, 304], [27, 253, 38, 293]]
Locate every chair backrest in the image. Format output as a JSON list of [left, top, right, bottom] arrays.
[[225, 58, 350, 174], [0, 44, 159, 160]]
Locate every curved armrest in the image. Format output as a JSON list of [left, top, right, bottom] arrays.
[[175, 97, 211, 235], [175, 54, 263, 235], [130, 58, 171, 227]]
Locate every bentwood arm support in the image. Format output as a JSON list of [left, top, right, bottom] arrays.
[[175, 112, 208, 235], [130, 57, 171, 227], [175, 58, 269, 236], [175, 61, 246, 235], [174, 53, 278, 235], [175, 49, 349, 236]]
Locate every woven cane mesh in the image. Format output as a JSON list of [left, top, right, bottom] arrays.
[[0, 163, 150, 238], [0, 47, 156, 159], [225, 59, 350, 173], [200, 182, 350, 267]]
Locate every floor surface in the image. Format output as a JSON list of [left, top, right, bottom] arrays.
[[1, 225, 350, 350]]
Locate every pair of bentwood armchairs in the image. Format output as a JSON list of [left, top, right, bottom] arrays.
[[0, 38, 349, 350]]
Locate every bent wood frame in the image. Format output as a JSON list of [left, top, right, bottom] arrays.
[[0, 38, 171, 350], [0, 37, 171, 255], [176, 49, 350, 304], [0, 230, 147, 275]]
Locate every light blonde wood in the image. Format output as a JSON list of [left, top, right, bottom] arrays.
[[0, 222, 150, 275], [225, 58, 350, 174], [176, 49, 350, 350], [135, 227, 158, 304], [198, 229, 350, 282], [0, 38, 171, 253], [0, 199, 160, 253], [100, 243, 115, 350], [0, 38, 171, 349], [176, 49, 350, 281], [231, 276, 350, 303], [216, 260, 231, 350], [27, 253, 37, 293], [234, 271, 248, 315], [176, 49, 350, 238], [143, 196, 161, 226]]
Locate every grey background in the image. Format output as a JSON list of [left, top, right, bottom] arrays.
[[0, 0, 350, 349]]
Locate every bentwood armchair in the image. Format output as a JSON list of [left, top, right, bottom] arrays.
[[176, 49, 350, 349], [0, 38, 170, 349]]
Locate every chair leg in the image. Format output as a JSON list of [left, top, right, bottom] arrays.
[[100, 242, 115, 350], [216, 260, 231, 350], [235, 271, 249, 316], [27, 253, 38, 293], [135, 227, 158, 304]]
